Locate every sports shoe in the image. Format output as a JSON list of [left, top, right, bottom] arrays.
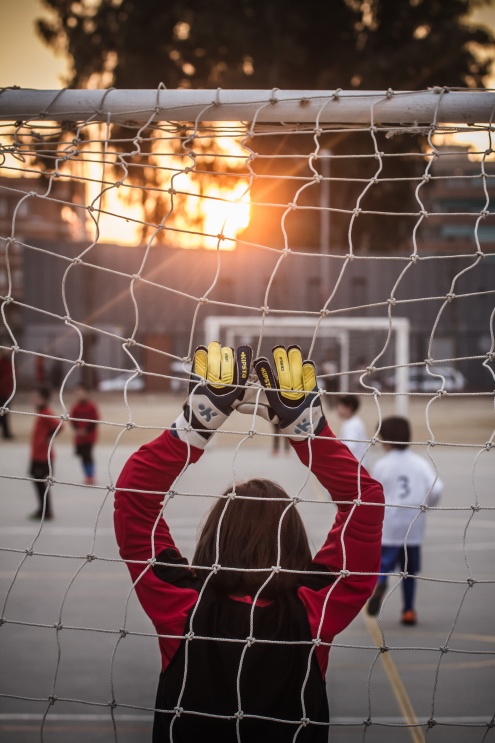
[[84, 476, 96, 485], [401, 610, 417, 625], [367, 581, 387, 616]]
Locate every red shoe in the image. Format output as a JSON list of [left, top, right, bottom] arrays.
[[84, 476, 96, 485], [401, 610, 417, 625]]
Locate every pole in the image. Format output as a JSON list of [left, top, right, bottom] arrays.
[[320, 148, 331, 302], [1, 89, 494, 124]]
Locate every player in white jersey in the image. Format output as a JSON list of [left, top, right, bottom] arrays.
[[336, 395, 369, 467], [367, 416, 443, 625]]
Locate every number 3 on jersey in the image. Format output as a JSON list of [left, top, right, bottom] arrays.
[[398, 475, 411, 499]]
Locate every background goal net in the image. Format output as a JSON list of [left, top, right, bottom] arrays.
[[0, 87, 494, 742]]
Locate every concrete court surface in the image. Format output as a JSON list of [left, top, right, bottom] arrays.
[[0, 431, 493, 743]]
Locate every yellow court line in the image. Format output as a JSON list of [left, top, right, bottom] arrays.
[[362, 611, 426, 743]]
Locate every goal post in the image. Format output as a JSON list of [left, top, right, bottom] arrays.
[[204, 315, 411, 415]]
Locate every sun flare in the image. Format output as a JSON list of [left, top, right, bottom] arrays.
[[84, 123, 252, 249]]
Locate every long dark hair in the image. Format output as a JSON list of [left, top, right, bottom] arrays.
[[192, 479, 312, 599]]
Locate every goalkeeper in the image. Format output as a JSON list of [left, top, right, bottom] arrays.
[[115, 343, 384, 742]]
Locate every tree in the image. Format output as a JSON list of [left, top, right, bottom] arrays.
[[37, 0, 494, 92], [36, 0, 495, 251]]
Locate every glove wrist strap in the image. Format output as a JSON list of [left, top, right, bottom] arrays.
[[281, 411, 327, 441], [171, 411, 213, 450]]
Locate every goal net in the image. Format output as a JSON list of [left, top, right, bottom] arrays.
[[0, 87, 494, 742]]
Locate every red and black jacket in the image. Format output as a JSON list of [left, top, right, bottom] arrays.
[[70, 400, 99, 446], [115, 424, 384, 742]]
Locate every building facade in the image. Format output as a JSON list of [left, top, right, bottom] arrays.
[[1, 149, 493, 391]]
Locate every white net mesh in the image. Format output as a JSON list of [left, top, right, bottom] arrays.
[[0, 87, 494, 742]]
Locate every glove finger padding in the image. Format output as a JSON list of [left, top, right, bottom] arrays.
[[191, 343, 251, 405], [194, 342, 234, 389], [273, 345, 303, 402], [172, 342, 252, 448], [191, 343, 232, 393], [254, 345, 325, 440]]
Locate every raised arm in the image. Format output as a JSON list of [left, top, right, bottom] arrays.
[[115, 429, 202, 568], [292, 426, 384, 643], [250, 345, 384, 658], [115, 342, 253, 569], [114, 343, 252, 666], [115, 430, 202, 669]]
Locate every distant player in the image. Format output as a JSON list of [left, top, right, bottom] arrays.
[[29, 386, 59, 520], [0, 348, 14, 439], [336, 394, 369, 466], [70, 384, 100, 485], [115, 343, 384, 741], [367, 416, 443, 625]]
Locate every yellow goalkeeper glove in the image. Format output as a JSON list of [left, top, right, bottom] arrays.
[[253, 345, 326, 440], [172, 342, 252, 448]]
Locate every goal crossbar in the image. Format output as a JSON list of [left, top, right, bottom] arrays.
[[1, 88, 494, 124]]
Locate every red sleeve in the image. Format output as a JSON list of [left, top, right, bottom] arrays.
[[293, 424, 384, 672], [114, 430, 203, 670], [88, 401, 99, 422]]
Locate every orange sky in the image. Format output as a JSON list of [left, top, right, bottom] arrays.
[[0, 0, 68, 89], [1, 0, 495, 90]]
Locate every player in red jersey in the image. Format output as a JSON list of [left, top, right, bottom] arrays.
[[70, 384, 100, 485], [114, 343, 384, 742], [29, 386, 60, 520]]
